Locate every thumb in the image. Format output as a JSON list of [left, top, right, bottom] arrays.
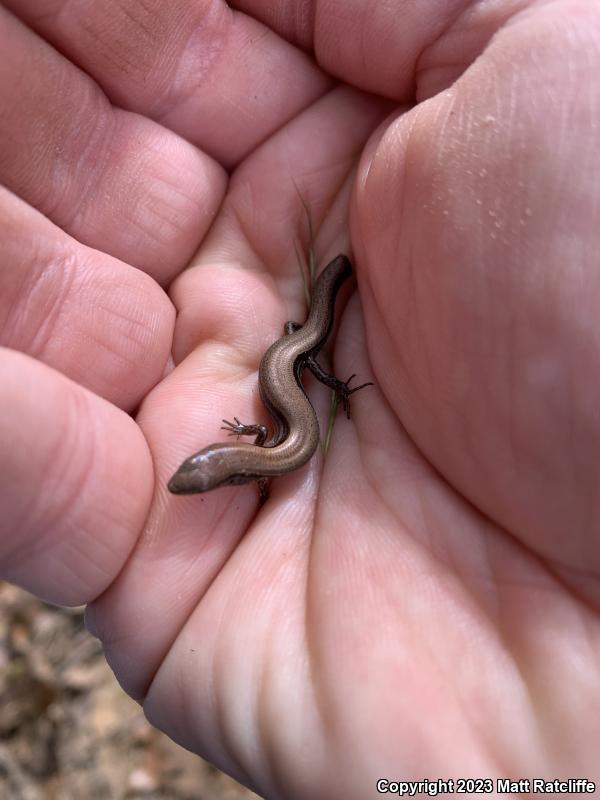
[[0, 348, 153, 605]]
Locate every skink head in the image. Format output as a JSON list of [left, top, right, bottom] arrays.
[[167, 446, 257, 494]]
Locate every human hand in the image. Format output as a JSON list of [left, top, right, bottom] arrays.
[[1, 2, 599, 798]]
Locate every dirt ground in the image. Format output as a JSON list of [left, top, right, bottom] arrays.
[[0, 582, 263, 800]]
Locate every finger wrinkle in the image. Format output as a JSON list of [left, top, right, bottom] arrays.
[[47, 100, 117, 230], [0, 226, 79, 359]]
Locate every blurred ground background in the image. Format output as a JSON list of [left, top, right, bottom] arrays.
[[0, 583, 263, 800]]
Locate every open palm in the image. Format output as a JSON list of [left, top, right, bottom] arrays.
[[1, 1, 599, 798]]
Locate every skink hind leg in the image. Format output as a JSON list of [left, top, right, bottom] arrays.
[[303, 356, 373, 419], [221, 418, 268, 446]]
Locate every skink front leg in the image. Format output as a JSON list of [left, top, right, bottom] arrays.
[[220, 418, 270, 504], [221, 417, 269, 446]]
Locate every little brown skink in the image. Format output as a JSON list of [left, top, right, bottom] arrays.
[[167, 254, 370, 497]]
